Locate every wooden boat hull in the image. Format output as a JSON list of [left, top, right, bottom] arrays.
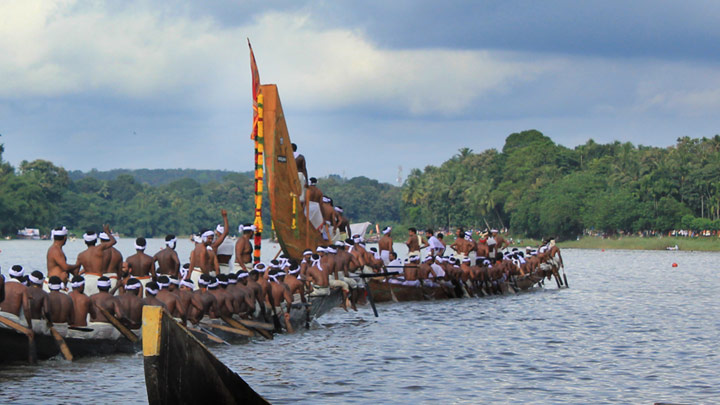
[[288, 287, 344, 330], [143, 306, 269, 405], [0, 326, 138, 363], [262, 84, 325, 261], [367, 279, 451, 303]]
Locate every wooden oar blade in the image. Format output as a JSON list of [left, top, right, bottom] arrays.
[[201, 322, 254, 337], [49, 326, 73, 361], [237, 319, 274, 331], [95, 304, 139, 343]]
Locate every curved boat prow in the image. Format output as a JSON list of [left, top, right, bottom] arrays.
[[142, 306, 269, 405]]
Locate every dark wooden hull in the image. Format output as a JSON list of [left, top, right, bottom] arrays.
[[0, 326, 138, 364], [262, 84, 325, 261], [143, 306, 269, 405], [368, 280, 451, 303], [288, 287, 344, 330]]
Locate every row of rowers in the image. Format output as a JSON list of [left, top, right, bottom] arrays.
[[38, 210, 280, 296]]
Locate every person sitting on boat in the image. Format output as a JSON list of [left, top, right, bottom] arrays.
[[156, 275, 185, 321], [211, 274, 238, 317], [99, 232, 123, 291], [417, 256, 439, 287], [321, 246, 353, 311], [26, 271, 50, 335], [76, 225, 117, 296], [283, 261, 306, 305], [378, 227, 394, 265], [142, 281, 167, 310], [450, 228, 474, 261], [46, 226, 79, 288], [153, 235, 181, 280], [87, 276, 124, 339], [401, 255, 422, 287], [116, 278, 144, 329], [331, 241, 361, 308], [293, 143, 309, 203], [46, 276, 73, 334], [267, 269, 293, 317], [188, 230, 219, 286], [127, 237, 156, 293], [225, 272, 254, 317], [234, 224, 256, 272], [68, 276, 91, 328], [386, 252, 404, 284], [246, 264, 269, 321], [0, 265, 33, 333]]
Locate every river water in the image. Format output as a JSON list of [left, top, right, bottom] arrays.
[[1, 239, 719, 403]]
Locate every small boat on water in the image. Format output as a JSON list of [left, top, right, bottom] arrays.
[[16, 228, 40, 240], [143, 306, 270, 405]]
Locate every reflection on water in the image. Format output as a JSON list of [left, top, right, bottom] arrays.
[[1, 244, 719, 403]]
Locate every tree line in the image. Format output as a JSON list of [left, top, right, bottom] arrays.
[[2, 130, 719, 239]]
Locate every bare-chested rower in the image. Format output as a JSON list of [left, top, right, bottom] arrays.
[[68, 276, 91, 327], [46, 276, 74, 325], [26, 271, 50, 331], [127, 237, 156, 292], [156, 275, 185, 320], [190, 275, 220, 320], [76, 225, 117, 296], [405, 228, 422, 260], [267, 270, 295, 332], [142, 281, 167, 310], [153, 235, 181, 278], [177, 278, 205, 325], [188, 229, 219, 284], [247, 265, 269, 321], [235, 224, 256, 272], [46, 227, 80, 285], [89, 276, 124, 323], [116, 278, 144, 329], [0, 266, 33, 329]]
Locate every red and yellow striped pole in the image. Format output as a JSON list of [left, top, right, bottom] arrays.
[[253, 92, 264, 264]]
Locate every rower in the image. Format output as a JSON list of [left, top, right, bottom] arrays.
[[225, 273, 253, 316], [332, 241, 360, 308], [46, 226, 79, 286], [321, 246, 352, 311], [213, 213, 233, 275], [127, 237, 156, 292], [402, 256, 422, 287], [156, 275, 184, 319], [47, 276, 74, 330], [27, 271, 50, 334], [267, 270, 294, 331], [378, 226, 393, 265], [405, 227, 422, 261], [283, 261, 306, 305], [177, 278, 204, 325], [68, 276, 91, 327], [212, 274, 238, 316], [417, 256, 439, 287], [154, 235, 181, 279], [387, 252, 404, 282], [0, 265, 33, 330], [305, 254, 331, 299], [76, 225, 117, 296], [99, 232, 123, 289], [116, 278, 144, 329], [247, 264, 268, 321], [89, 276, 124, 323], [234, 224, 256, 272], [142, 281, 167, 311], [233, 271, 256, 317], [202, 276, 230, 319]]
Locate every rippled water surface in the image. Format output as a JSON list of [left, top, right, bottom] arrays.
[[1, 240, 719, 404]]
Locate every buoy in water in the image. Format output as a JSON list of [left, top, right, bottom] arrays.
[[672, 263, 678, 268], [601, 249, 605, 252]]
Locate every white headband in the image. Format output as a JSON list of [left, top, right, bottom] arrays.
[[193, 235, 202, 243], [335, 207, 343, 213], [51, 227, 68, 238], [289, 267, 300, 275], [218, 279, 228, 285], [169, 277, 180, 285], [237, 272, 249, 279], [28, 273, 43, 285], [208, 280, 219, 288], [382, 227, 391, 235], [97, 279, 111, 288], [158, 281, 170, 289], [201, 230, 214, 242], [71, 280, 85, 289], [49, 282, 62, 291], [216, 224, 224, 234], [99, 232, 110, 241], [228, 277, 237, 284], [181, 280, 194, 288], [491, 229, 498, 233], [83, 233, 97, 242], [9, 266, 24, 278], [145, 286, 158, 295], [166, 238, 177, 247], [322, 196, 331, 203], [135, 243, 146, 250], [125, 282, 141, 290], [253, 263, 266, 272]]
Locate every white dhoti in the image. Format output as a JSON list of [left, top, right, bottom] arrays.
[[85, 322, 122, 340], [190, 268, 204, 290], [422, 279, 438, 288], [218, 262, 234, 275], [362, 266, 375, 275], [408, 251, 420, 260], [468, 251, 477, 265], [338, 273, 357, 289], [298, 172, 307, 203], [402, 280, 421, 287], [380, 250, 391, 265], [83, 274, 102, 296], [329, 277, 349, 293], [309, 284, 331, 297], [0, 311, 23, 330]]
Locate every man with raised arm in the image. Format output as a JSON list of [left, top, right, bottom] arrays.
[[76, 225, 117, 295], [46, 226, 80, 286], [235, 224, 256, 272], [213, 211, 233, 275], [188, 229, 219, 285], [99, 231, 123, 289]]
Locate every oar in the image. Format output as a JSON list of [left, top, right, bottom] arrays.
[[357, 271, 400, 278], [44, 314, 73, 361], [200, 321, 254, 337], [235, 318, 274, 331], [68, 326, 93, 332], [224, 316, 273, 340], [188, 325, 230, 345], [94, 304, 139, 343], [364, 279, 379, 317], [217, 315, 254, 336], [0, 314, 37, 363]]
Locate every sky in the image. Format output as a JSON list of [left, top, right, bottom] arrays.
[[1, 0, 720, 184]]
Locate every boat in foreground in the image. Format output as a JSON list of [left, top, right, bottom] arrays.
[[143, 305, 269, 405]]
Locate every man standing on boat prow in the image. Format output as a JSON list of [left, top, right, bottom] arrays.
[[293, 143, 309, 203], [0, 266, 33, 330], [154, 235, 180, 278], [127, 237, 156, 293], [76, 225, 117, 296], [235, 224, 256, 272], [378, 226, 394, 265], [47, 226, 79, 285], [99, 232, 123, 288]]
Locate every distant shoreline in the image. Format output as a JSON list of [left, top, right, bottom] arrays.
[[556, 236, 720, 252]]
